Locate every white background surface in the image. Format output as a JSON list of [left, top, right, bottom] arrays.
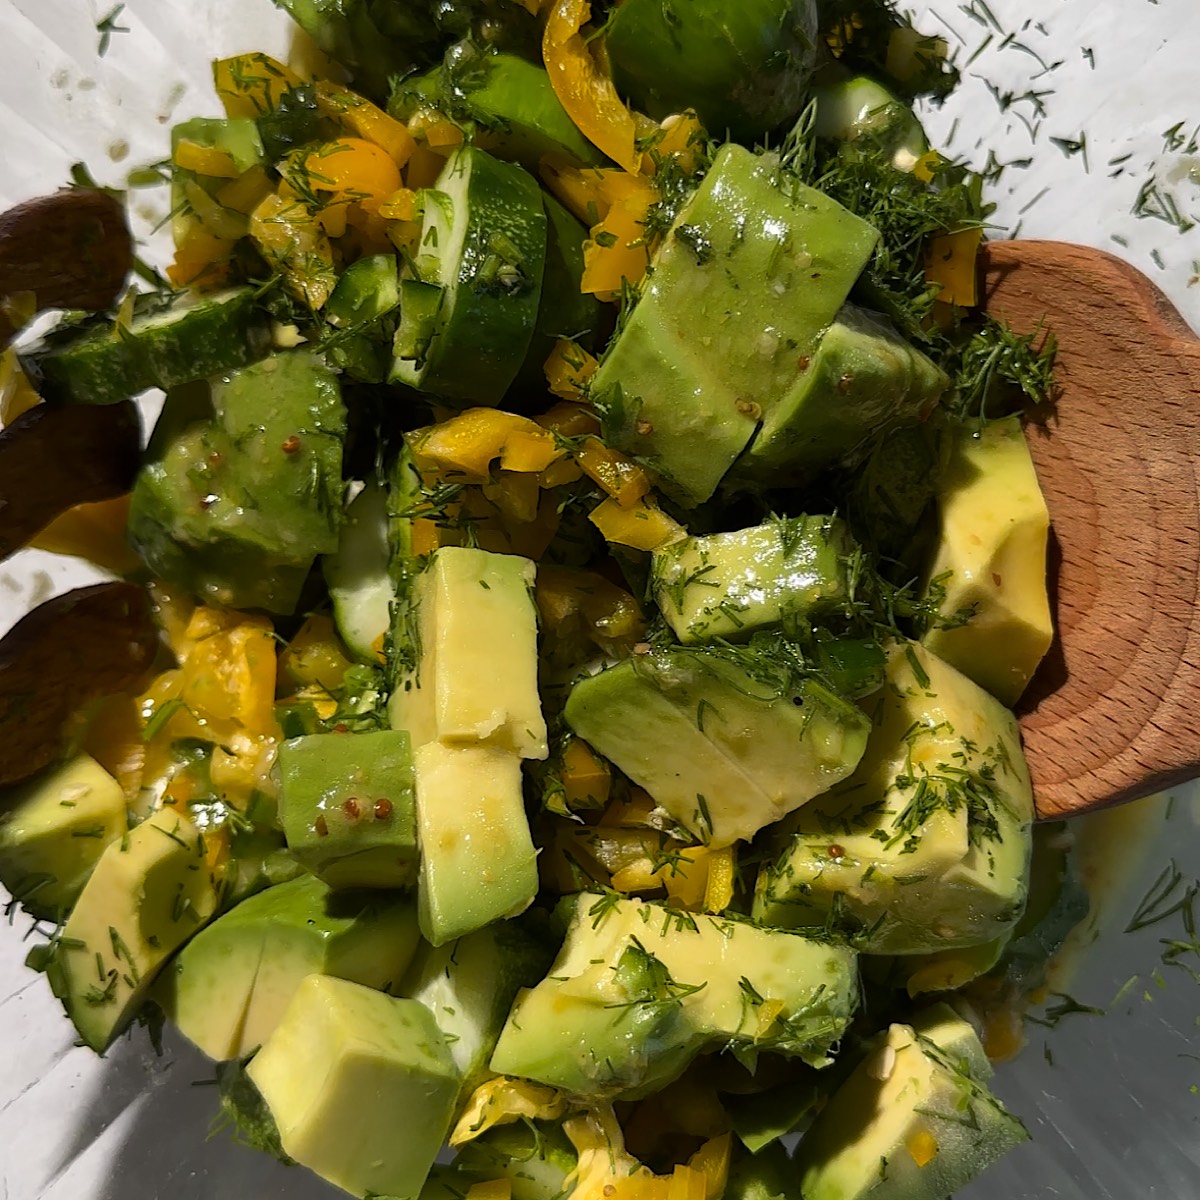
[[0, 1, 1198, 1197]]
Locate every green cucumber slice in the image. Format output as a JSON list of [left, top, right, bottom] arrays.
[[23, 287, 272, 406], [391, 146, 547, 405], [323, 478, 394, 664]]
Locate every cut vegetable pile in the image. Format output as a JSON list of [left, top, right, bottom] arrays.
[[0, 1, 1084, 1198]]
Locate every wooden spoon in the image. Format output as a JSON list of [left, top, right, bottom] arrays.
[[982, 240, 1200, 820]]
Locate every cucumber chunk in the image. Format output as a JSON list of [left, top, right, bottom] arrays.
[[323, 478, 394, 664]]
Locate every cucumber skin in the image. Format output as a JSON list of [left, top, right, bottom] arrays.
[[23, 289, 272, 407], [392, 147, 548, 406]]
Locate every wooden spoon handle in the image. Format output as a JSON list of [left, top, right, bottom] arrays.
[[983, 240, 1200, 820]]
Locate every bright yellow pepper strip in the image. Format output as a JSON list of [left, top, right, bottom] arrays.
[[174, 140, 241, 179], [412, 408, 563, 480], [925, 226, 984, 307], [249, 191, 336, 309], [703, 845, 736, 914], [582, 183, 658, 299], [543, 0, 642, 174], [688, 1134, 732, 1200], [544, 337, 598, 401], [574, 437, 652, 508], [590, 496, 686, 552], [315, 80, 417, 168], [451, 1077, 569, 1146], [213, 53, 304, 119]]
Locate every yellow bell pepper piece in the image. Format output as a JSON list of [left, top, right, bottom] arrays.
[[543, 0, 642, 173], [582, 184, 657, 300], [377, 187, 419, 222], [425, 120, 466, 152], [544, 338, 598, 401], [574, 438, 651, 508], [294, 138, 405, 218], [590, 496, 686, 552], [688, 1134, 731, 1200], [174, 140, 241, 180], [249, 191, 336, 309], [535, 400, 601, 438], [912, 150, 941, 183], [505, 490, 563, 561], [29, 495, 141, 575], [703, 845, 736, 914], [213, 53, 304, 118], [452, 1077, 568, 1147], [540, 156, 655, 228], [925, 226, 984, 308], [405, 141, 446, 189], [907, 1129, 939, 1168], [184, 180, 249, 241], [315, 80, 416, 167], [412, 408, 554, 480], [279, 613, 353, 694], [641, 110, 705, 176], [483, 470, 541, 525], [560, 738, 611, 809], [166, 223, 234, 290], [535, 565, 645, 649], [181, 610, 280, 740], [0, 349, 41, 424], [217, 165, 275, 215], [500, 428, 566, 474]]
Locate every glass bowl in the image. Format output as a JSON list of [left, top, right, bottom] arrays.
[[1, 1, 1198, 1197]]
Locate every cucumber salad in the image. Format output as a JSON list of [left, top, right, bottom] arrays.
[[0, 1, 1085, 1198]]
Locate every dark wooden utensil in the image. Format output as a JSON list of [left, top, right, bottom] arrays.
[[983, 240, 1200, 820]]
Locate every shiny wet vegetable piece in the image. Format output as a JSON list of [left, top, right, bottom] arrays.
[[0, 399, 140, 563], [0, 583, 158, 791]]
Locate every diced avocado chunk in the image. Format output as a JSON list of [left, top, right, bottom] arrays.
[[390, 546, 548, 759], [650, 515, 856, 643], [46, 808, 218, 1052], [128, 350, 346, 615], [414, 743, 538, 946], [323, 477, 395, 664], [908, 1001, 993, 1082], [564, 647, 870, 847], [730, 304, 947, 487], [277, 729, 418, 889], [455, 1119, 578, 1200], [725, 1141, 796, 1200], [0, 753, 127, 919], [922, 415, 1052, 706], [753, 641, 1033, 954], [392, 145, 548, 406], [247, 974, 461, 1200], [399, 917, 553, 1099], [592, 144, 878, 507], [725, 1076, 822, 1154], [490, 893, 858, 1099], [23, 287, 271, 407], [604, 0, 819, 142], [158, 873, 419, 1061], [794, 1023, 1027, 1200], [449, 51, 605, 170]]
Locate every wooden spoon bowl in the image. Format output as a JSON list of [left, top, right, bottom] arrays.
[[983, 240, 1200, 820]]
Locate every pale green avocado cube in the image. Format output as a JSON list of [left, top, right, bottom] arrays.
[[414, 743, 538, 947], [49, 807, 218, 1052], [490, 893, 858, 1099], [593, 143, 878, 507], [0, 753, 127, 918], [277, 729, 418, 890], [922, 415, 1053, 706], [754, 641, 1033, 954], [730, 303, 948, 487], [390, 546, 548, 760], [398, 917, 552, 1101], [650, 515, 856, 643], [909, 1001, 994, 1083], [247, 974, 460, 1200], [157, 872, 420, 1061], [564, 648, 870, 847], [794, 1023, 1027, 1200]]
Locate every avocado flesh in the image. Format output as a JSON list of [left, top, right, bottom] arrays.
[[794, 1023, 1027, 1200], [564, 648, 870, 847], [650, 514, 856, 643], [389, 546, 548, 760], [592, 144, 879, 507], [908, 1001, 994, 1082], [414, 743, 538, 946], [158, 873, 420, 1061], [48, 808, 219, 1052], [922, 415, 1052, 706], [491, 894, 858, 1100], [605, 0, 820, 142], [128, 350, 346, 615], [0, 753, 127, 919], [399, 917, 553, 1100], [248, 975, 461, 1199], [754, 641, 1033, 954], [730, 303, 948, 488], [277, 729, 419, 890]]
